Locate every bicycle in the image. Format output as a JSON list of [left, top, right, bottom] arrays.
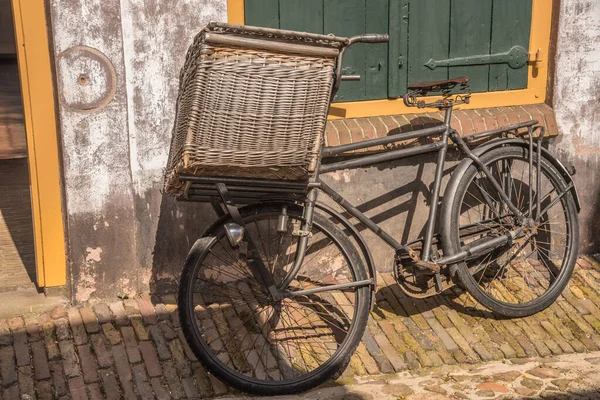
[[174, 25, 580, 395]]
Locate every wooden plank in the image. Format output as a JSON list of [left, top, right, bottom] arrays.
[[244, 0, 279, 28], [407, 0, 451, 86], [489, 0, 532, 91], [324, 0, 366, 102], [365, 0, 389, 100], [0, 61, 26, 158], [279, 0, 323, 33], [0, 0, 16, 54], [449, 0, 493, 93]]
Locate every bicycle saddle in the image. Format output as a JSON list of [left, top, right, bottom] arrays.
[[407, 76, 470, 92]]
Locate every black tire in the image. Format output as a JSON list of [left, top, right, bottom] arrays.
[[448, 146, 579, 317], [178, 203, 370, 395]]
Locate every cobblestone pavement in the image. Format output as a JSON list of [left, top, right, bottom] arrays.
[[1, 256, 600, 399], [272, 352, 600, 399]]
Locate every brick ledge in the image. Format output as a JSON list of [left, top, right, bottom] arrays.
[[325, 104, 558, 153]]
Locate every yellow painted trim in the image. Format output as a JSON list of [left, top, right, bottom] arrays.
[[229, 0, 552, 119], [227, 0, 245, 24], [330, 0, 552, 119], [329, 87, 544, 119], [11, 0, 67, 287]]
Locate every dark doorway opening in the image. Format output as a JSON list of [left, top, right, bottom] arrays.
[[0, 0, 37, 291]]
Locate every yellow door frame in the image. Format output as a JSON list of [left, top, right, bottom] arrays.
[[11, 0, 67, 287], [227, 0, 552, 119]]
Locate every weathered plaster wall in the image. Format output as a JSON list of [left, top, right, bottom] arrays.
[[49, 0, 227, 302], [49, 0, 599, 302], [551, 0, 600, 253]]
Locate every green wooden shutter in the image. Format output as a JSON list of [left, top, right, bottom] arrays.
[[489, 0, 533, 91], [245, 0, 533, 101], [405, 0, 532, 93], [245, 0, 389, 102]]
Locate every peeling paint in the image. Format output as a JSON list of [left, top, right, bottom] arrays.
[[48, 0, 227, 302], [554, 0, 600, 152], [329, 169, 356, 183], [85, 247, 102, 263]]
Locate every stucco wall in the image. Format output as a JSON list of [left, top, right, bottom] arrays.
[[49, 0, 227, 302], [48, 0, 599, 302], [551, 0, 600, 253]]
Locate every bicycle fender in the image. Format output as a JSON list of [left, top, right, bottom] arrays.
[[440, 138, 581, 257], [184, 236, 218, 270], [315, 203, 377, 293], [474, 138, 579, 211], [202, 201, 377, 293]]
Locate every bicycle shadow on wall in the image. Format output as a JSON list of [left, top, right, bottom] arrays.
[[323, 115, 564, 322], [321, 115, 486, 318], [321, 115, 461, 243], [375, 158, 562, 322]]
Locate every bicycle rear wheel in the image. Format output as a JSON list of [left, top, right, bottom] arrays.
[[178, 204, 370, 395], [448, 146, 579, 317]]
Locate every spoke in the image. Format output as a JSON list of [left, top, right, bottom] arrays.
[[210, 243, 250, 276], [475, 252, 495, 286], [284, 301, 351, 336], [206, 248, 248, 276], [202, 263, 254, 282], [277, 308, 305, 377], [215, 239, 249, 272], [281, 305, 331, 366], [197, 304, 272, 345], [195, 277, 268, 302], [473, 178, 501, 219], [301, 238, 336, 272]]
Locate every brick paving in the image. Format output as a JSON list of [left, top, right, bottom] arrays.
[[0, 256, 599, 399]]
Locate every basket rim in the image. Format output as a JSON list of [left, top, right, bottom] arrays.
[[207, 21, 349, 47]]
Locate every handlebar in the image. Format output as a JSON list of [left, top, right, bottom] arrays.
[[348, 33, 389, 44], [341, 74, 361, 81], [332, 33, 389, 98]]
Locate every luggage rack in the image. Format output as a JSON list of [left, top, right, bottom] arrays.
[[177, 175, 309, 204]]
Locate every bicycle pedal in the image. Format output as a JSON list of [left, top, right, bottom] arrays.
[[396, 247, 440, 273], [412, 260, 441, 273]]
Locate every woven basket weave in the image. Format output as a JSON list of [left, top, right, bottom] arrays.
[[164, 22, 346, 196]]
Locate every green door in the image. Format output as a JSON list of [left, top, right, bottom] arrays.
[[245, 0, 532, 102], [403, 0, 532, 94]]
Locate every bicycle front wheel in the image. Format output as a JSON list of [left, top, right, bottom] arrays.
[[448, 146, 579, 317], [178, 204, 370, 395]]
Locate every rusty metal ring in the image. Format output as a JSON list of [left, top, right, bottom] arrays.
[[55, 45, 117, 113]]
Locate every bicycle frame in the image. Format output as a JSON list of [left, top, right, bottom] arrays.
[[278, 106, 540, 293], [194, 34, 561, 296]]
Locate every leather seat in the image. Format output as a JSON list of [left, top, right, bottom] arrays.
[[407, 76, 470, 92]]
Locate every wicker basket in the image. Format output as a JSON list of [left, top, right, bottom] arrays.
[[164, 22, 347, 196]]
